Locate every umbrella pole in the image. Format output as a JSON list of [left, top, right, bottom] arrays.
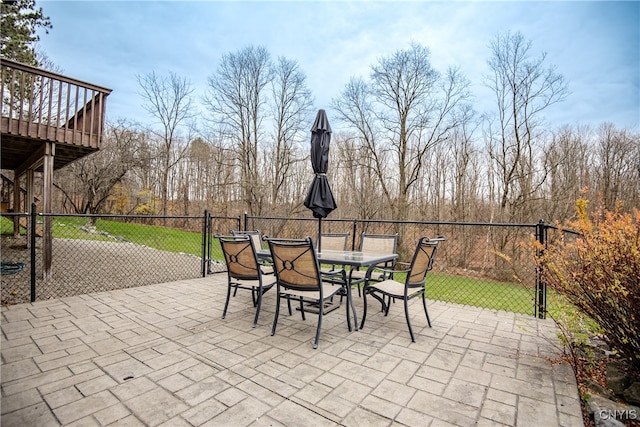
[[318, 218, 322, 252]]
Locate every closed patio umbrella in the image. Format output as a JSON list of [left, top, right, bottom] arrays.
[[303, 109, 336, 252]]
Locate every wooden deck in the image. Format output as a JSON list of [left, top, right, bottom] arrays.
[[1, 59, 111, 277], [1, 58, 112, 172], [1, 118, 100, 171]]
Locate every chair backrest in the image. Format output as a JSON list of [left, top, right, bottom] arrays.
[[360, 233, 398, 254], [267, 237, 322, 291], [406, 237, 442, 288], [318, 232, 349, 251], [231, 230, 263, 251], [218, 235, 261, 280]]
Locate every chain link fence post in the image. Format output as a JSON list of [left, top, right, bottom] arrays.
[[351, 220, 358, 251], [201, 210, 208, 277], [30, 203, 36, 302], [535, 219, 547, 319]]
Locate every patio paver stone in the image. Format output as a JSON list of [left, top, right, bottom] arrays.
[[1, 276, 583, 426]]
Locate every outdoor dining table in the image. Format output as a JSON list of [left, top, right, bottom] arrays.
[[257, 248, 398, 331]]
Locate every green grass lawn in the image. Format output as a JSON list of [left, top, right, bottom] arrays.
[[1, 216, 24, 235], [1, 216, 212, 258], [93, 219, 205, 256], [383, 270, 535, 314]]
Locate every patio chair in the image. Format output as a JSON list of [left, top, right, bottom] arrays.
[[232, 229, 272, 271], [266, 237, 349, 349], [317, 232, 349, 252], [349, 233, 399, 296], [360, 236, 445, 342], [317, 232, 350, 285], [217, 234, 276, 327], [231, 229, 265, 252]]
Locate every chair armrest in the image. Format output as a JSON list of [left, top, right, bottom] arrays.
[[322, 268, 346, 277], [371, 263, 409, 275]]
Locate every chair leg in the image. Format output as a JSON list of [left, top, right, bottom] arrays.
[[384, 295, 391, 316], [299, 297, 306, 321], [404, 297, 415, 343], [222, 284, 232, 319], [271, 289, 281, 336], [344, 288, 352, 332], [314, 301, 323, 349], [253, 288, 263, 328], [422, 294, 432, 327], [360, 288, 369, 329]]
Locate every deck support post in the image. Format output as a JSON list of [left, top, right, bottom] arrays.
[[25, 169, 33, 246], [12, 173, 20, 236], [42, 142, 54, 280]]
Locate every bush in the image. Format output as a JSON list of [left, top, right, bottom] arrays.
[[537, 199, 640, 370]]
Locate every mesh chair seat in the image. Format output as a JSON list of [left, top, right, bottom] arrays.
[[278, 283, 343, 304], [365, 279, 425, 299], [260, 265, 274, 275]]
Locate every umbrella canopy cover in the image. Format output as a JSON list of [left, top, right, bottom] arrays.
[[303, 109, 337, 218]]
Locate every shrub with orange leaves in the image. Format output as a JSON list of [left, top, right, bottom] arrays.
[[537, 198, 640, 370]]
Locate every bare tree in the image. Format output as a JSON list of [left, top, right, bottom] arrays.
[[447, 104, 482, 222], [333, 44, 470, 222], [268, 56, 313, 209], [137, 71, 195, 216], [332, 133, 383, 220], [53, 121, 144, 217], [333, 77, 390, 218], [482, 31, 568, 279], [595, 123, 639, 210], [542, 125, 593, 221], [203, 45, 273, 215], [484, 31, 568, 223]]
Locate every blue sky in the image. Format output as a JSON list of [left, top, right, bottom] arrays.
[[37, 0, 639, 131]]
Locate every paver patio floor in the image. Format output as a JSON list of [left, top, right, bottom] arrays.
[[1, 275, 584, 426]]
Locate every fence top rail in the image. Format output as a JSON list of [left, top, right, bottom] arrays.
[[545, 224, 582, 236], [38, 213, 206, 220], [245, 215, 540, 229], [9, 212, 575, 231], [246, 215, 355, 224], [1, 58, 113, 95], [31, 212, 240, 222]]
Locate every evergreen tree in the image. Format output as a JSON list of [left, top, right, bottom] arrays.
[[1, 0, 51, 65]]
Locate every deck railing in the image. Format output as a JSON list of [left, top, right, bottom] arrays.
[[1, 58, 112, 148]]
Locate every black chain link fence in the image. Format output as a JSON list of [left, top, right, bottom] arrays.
[[2, 210, 550, 317], [245, 215, 545, 316], [1, 211, 240, 305]]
